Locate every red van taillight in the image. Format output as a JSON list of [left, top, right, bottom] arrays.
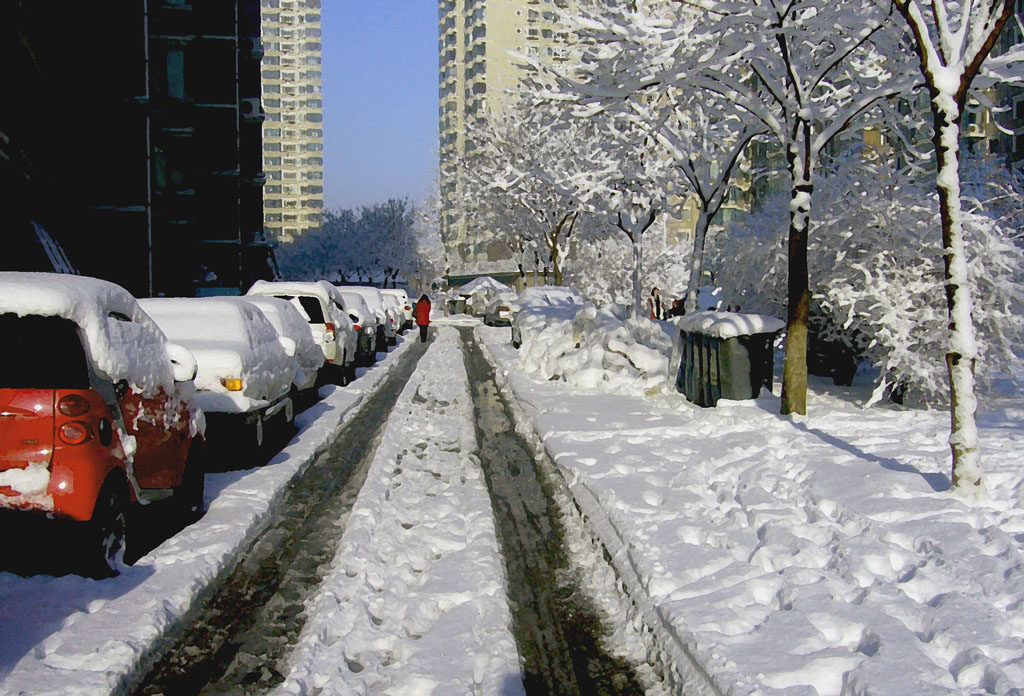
[[353, 324, 362, 332], [325, 322, 336, 341], [59, 421, 93, 445], [57, 394, 91, 417]]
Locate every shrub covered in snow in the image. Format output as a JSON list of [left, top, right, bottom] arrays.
[[708, 153, 1024, 405], [516, 300, 674, 395]]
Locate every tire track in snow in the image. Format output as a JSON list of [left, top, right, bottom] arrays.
[[129, 339, 429, 695]]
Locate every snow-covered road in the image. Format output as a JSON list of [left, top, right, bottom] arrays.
[[4, 315, 1023, 696]]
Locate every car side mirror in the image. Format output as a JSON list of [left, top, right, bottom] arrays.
[[166, 342, 199, 382], [278, 335, 296, 358]]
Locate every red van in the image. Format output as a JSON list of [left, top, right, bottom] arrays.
[[0, 273, 206, 577]]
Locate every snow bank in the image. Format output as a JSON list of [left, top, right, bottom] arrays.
[[0, 338, 417, 695], [478, 326, 1024, 696], [517, 301, 674, 396], [276, 327, 522, 696]]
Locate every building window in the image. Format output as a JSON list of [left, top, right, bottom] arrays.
[[167, 49, 185, 99]]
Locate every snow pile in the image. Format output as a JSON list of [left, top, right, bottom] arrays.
[[0, 272, 174, 396], [517, 301, 674, 395], [277, 327, 522, 696], [479, 326, 1024, 695]]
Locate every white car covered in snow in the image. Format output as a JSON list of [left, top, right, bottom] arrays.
[[511, 285, 584, 348], [336, 290, 379, 366], [246, 280, 357, 385], [380, 288, 413, 330], [243, 297, 326, 404], [139, 297, 297, 452], [338, 287, 393, 353]]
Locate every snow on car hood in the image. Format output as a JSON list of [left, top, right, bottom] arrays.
[[0, 272, 174, 396]]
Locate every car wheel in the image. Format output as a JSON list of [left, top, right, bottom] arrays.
[[176, 445, 206, 523], [82, 480, 128, 578]]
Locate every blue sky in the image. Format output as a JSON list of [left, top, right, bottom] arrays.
[[323, 1, 438, 211]]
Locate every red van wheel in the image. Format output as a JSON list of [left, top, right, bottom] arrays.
[[83, 481, 128, 578]]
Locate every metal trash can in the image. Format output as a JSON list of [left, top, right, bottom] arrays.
[[674, 312, 784, 407]]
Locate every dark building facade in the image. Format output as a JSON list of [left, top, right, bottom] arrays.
[[1, 0, 274, 298]]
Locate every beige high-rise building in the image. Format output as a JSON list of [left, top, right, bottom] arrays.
[[439, 0, 574, 266], [261, 0, 324, 243]]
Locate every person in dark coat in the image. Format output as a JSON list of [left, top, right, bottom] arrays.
[[648, 287, 665, 320], [415, 293, 431, 342]]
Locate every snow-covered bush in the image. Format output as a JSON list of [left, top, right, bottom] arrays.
[[517, 301, 674, 396], [708, 152, 1024, 405]]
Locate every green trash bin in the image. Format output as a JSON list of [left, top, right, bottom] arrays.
[[675, 312, 784, 407]]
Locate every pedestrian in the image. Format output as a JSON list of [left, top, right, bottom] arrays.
[[648, 287, 664, 320], [415, 293, 431, 342]]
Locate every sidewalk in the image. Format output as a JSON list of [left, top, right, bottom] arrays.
[[475, 323, 1024, 696]]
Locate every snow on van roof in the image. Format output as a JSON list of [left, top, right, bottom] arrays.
[[139, 298, 250, 346], [247, 279, 337, 302], [459, 276, 510, 295], [0, 272, 173, 393]]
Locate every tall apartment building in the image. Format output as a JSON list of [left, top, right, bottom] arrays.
[[438, 0, 574, 266], [261, 0, 324, 244], [2, 0, 271, 298]]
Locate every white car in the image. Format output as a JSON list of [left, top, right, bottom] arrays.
[[482, 290, 519, 327], [379, 293, 406, 339], [243, 297, 326, 404], [246, 280, 357, 385], [380, 288, 413, 330], [340, 287, 395, 352], [337, 290, 379, 366], [139, 297, 297, 452], [511, 286, 584, 348]]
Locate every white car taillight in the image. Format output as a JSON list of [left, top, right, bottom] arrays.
[[325, 322, 336, 342]]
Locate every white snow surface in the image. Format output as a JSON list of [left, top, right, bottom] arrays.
[[673, 310, 786, 338], [0, 338, 416, 695], [475, 317, 1024, 696], [139, 297, 295, 414], [275, 327, 523, 696]]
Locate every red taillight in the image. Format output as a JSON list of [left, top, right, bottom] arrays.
[[325, 322, 336, 341], [59, 421, 93, 445], [58, 395, 91, 417], [353, 324, 362, 332]]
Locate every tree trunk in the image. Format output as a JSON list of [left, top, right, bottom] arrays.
[[684, 207, 711, 314], [632, 235, 644, 320], [780, 124, 812, 416], [932, 101, 981, 489]]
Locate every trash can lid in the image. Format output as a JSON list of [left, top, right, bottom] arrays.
[[673, 311, 785, 338]]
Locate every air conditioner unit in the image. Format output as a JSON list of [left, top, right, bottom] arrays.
[[240, 98, 265, 122]]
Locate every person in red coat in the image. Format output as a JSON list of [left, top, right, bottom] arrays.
[[415, 294, 431, 342]]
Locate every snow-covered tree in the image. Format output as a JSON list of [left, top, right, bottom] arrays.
[[710, 147, 1024, 415], [410, 181, 447, 294], [276, 199, 416, 285], [889, 0, 1024, 488], [457, 100, 617, 285], [670, 0, 920, 416]]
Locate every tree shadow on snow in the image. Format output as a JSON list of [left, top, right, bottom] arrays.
[[790, 421, 951, 492]]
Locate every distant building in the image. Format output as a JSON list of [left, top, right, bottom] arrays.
[[438, 0, 575, 268], [1, 0, 273, 298], [260, 0, 324, 244]]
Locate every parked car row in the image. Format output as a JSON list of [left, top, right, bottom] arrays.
[[0, 272, 411, 578]]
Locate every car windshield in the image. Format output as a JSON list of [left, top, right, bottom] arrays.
[[0, 313, 90, 389], [274, 295, 324, 324]]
